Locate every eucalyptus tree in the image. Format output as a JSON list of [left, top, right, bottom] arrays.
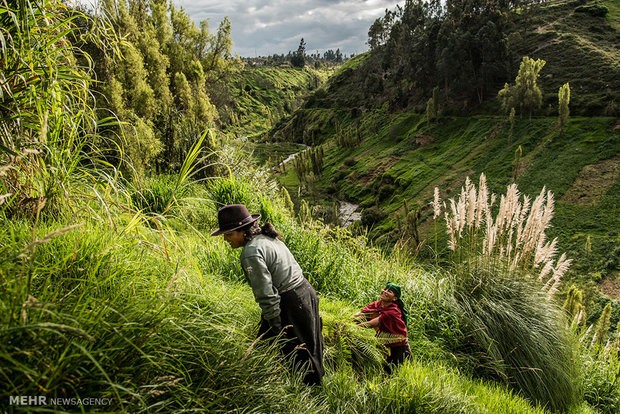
[[95, 0, 241, 175]]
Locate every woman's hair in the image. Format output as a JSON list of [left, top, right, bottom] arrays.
[[242, 221, 279, 242]]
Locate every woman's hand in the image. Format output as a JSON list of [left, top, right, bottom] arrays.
[[357, 316, 380, 331], [353, 311, 379, 321]]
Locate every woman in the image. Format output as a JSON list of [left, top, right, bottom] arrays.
[[211, 204, 324, 385], [354, 282, 411, 374]]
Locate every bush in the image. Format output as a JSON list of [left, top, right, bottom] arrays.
[[333, 169, 347, 182], [343, 157, 357, 167], [377, 184, 396, 200], [361, 206, 387, 227]]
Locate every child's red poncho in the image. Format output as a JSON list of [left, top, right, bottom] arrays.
[[360, 300, 408, 347]]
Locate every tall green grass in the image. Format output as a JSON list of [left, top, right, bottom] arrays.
[[1, 207, 557, 413], [0, 220, 323, 412], [201, 169, 586, 411], [449, 261, 579, 411]]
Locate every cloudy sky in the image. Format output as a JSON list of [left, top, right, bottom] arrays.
[[173, 0, 404, 58]]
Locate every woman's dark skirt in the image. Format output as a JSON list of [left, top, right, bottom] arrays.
[[384, 343, 412, 374], [258, 278, 325, 385]]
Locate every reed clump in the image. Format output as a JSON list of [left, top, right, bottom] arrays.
[[436, 174, 571, 297], [433, 175, 580, 411]]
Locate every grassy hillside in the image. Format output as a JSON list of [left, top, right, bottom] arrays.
[[3, 154, 609, 413], [216, 66, 332, 139], [268, 0, 620, 313], [517, 0, 620, 115]]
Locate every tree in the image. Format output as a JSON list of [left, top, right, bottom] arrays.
[[202, 17, 240, 83], [437, 0, 511, 103], [425, 86, 440, 126], [558, 82, 570, 131], [498, 56, 545, 119], [367, 9, 396, 50], [426, 98, 435, 127], [335, 48, 343, 63], [291, 38, 306, 68], [94, 0, 238, 174]]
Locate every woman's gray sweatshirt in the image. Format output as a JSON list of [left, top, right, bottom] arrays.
[[240, 234, 304, 319]]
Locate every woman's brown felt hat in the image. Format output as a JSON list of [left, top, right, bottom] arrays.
[[210, 204, 261, 236]]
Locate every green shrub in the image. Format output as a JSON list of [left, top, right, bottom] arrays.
[[343, 157, 357, 167], [377, 184, 396, 200], [361, 206, 387, 227]]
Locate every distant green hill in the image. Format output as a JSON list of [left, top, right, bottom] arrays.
[[522, 0, 619, 115], [217, 65, 331, 139], [265, 0, 620, 313]]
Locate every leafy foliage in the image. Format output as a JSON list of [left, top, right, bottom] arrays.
[[93, 0, 239, 175], [498, 56, 546, 118]]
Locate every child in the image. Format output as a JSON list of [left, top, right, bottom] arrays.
[[355, 282, 411, 373]]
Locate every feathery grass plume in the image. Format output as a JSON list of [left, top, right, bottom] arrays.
[[432, 187, 442, 262], [544, 253, 573, 298], [440, 174, 570, 293], [433, 187, 442, 219]]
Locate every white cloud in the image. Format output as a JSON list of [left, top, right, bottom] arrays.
[[173, 0, 404, 57]]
